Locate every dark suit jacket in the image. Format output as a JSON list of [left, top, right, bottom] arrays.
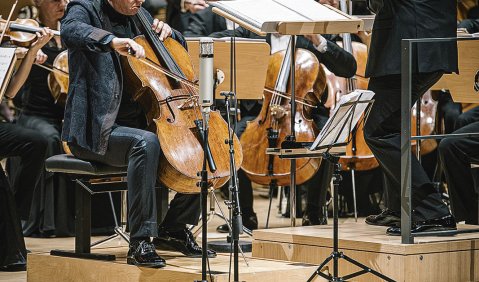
[[365, 0, 458, 77], [183, 6, 227, 37], [166, 0, 190, 32]]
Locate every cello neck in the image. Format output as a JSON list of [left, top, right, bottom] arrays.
[[135, 9, 185, 79]]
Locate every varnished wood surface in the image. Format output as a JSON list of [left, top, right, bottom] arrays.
[[432, 40, 479, 103], [253, 222, 479, 255], [187, 40, 270, 100], [27, 247, 318, 282], [253, 222, 479, 282]]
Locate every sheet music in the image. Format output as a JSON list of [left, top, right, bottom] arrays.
[[0, 47, 17, 100], [310, 90, 375, 150], [211, 0, 349, 33]]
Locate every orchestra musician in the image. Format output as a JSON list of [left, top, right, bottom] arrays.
[[364, 0, 457, 235], [165, 0, 208, 32], [15, 0, 70, 237], [438, 106, 479, 225], [60, 0, 215, 268], [0, 28, 54, 271], [206, 0, 357, 229]]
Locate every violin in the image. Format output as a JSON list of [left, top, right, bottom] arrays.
[[121, 9, 242, 193], [239, 38, 326, 186], [0, 17, 60, 47]]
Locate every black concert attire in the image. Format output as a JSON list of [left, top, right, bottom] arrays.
[[61, 0, 201, 243], [438, 106, 479, 225], [364, 0, 457, 225], [0, 42, 48, 270], [165, 0, 190, 32], [15, 35, 73, 237], [210, 26, 357, 224]]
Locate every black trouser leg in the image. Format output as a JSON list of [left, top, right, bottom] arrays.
[[0, 123, 47, 220], [160, 193, 201, 232], [364, 73, 450, 221], [0, 168, 27, 267], [438, 121, 479, 224], [304, 161, 334, 217], [70, 126, 159, 239]]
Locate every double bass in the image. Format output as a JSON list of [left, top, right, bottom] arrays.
[[121, 10, 242, 193], [240, 38, 326, 186]]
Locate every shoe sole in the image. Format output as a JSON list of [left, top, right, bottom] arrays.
[[126, 258, 166, 268], [155, 242, 217, 258], [386, 227, 457, 236], [365, 219, 400, 227]]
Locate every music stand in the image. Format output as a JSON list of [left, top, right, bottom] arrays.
[[269, 90, 394, 282]]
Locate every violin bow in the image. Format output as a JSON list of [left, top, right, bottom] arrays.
[[0, 0, 18, 43]]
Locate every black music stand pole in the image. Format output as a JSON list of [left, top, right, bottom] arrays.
[[305, 97, 395, 282]]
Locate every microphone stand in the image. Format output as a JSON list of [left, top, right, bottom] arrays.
[[222, 91, 243, 282]]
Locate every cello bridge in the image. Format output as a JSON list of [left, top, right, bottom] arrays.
[[178, 95, 198, 110]]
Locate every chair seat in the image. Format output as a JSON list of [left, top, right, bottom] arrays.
[[45, 154, 127, 176]]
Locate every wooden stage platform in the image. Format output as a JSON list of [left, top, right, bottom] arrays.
[[252, 222, 479, 282], [27, 246, 318, 282]]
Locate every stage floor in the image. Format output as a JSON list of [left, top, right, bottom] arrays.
[[253, 222, 479, 282], [27, 246, 318, 282]]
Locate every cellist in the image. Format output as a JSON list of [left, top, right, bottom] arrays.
[[60, 0, 215, 268]]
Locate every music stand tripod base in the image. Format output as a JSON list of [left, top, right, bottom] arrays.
[[307, 154, 395, 282]]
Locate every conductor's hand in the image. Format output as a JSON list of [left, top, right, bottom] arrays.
[[110, 37, 145, 59], [151, 19, 172, 41]]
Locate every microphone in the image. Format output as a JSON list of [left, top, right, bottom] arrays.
[[199, 38, 214, 113]]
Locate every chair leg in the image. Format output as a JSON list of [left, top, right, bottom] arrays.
[[76, 180, 91, 254], [51, 178, 115, 261]]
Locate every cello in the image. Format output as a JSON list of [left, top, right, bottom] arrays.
[[239, 37, 326, 186], [121, 9, 242, 194]]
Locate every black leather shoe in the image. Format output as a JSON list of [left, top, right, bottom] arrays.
[[153, 227, 217, 258], [365, 209, 401, 227], [0, 262, 26, 272], [386, 214, 457, 236], [216, 223, 230, 233], [302, 213, 327, 226], [243, 213, 258, 231], [127, 240, 166, 268]]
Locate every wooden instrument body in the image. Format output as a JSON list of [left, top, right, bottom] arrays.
[[48, 50, 69, 105], [0, 18, 38, 47], [123, 36, 242, 193], [411, 90, 438, 155], [240, 48, 325, 186]]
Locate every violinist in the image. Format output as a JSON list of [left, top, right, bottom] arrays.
[[15, 0, 69, 237], [61, 0, 215, 268], [0, 28, 53, 271], [363, 0, 457, 235], [208, 0, 357, 229]]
